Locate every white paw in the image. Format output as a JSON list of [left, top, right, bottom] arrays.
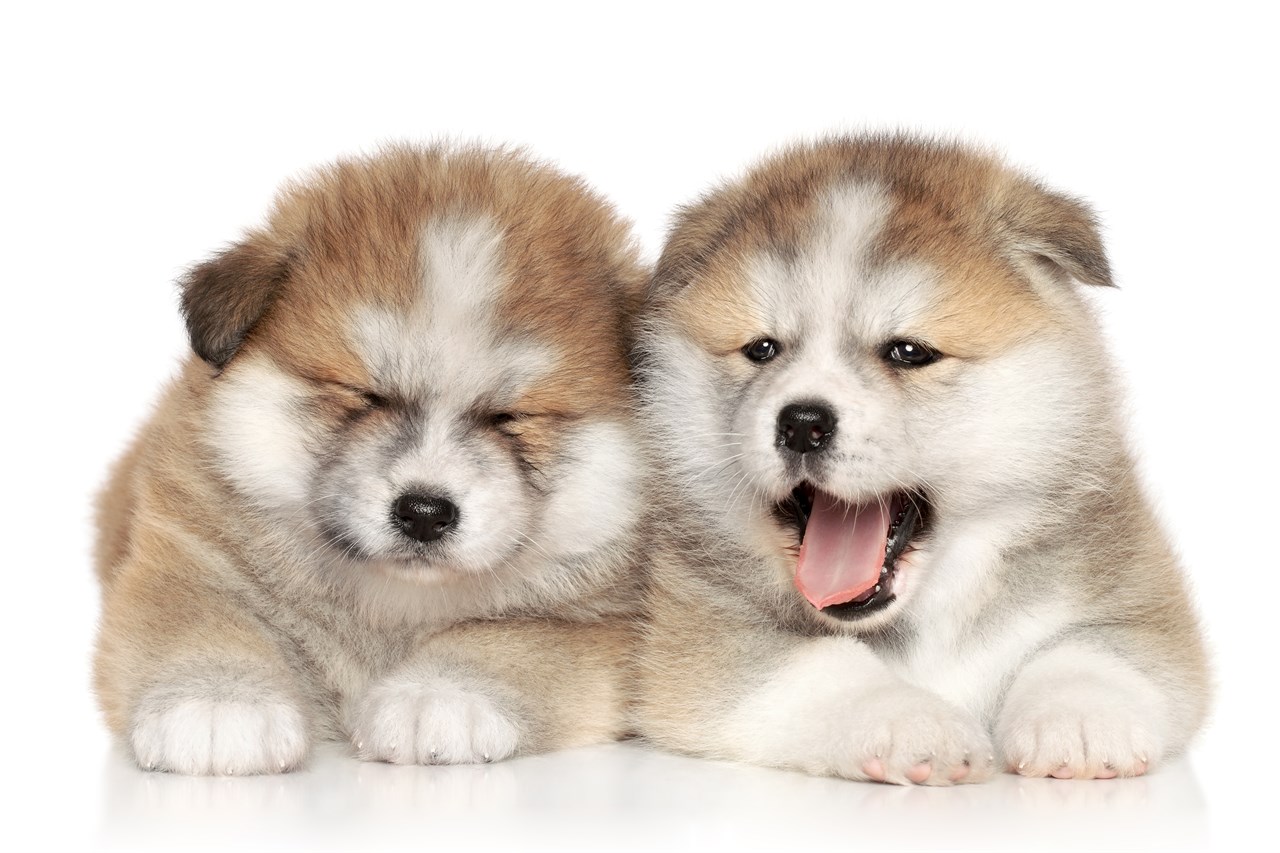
[[996, 676, 1162, 780], [351, 676, 521, 765], [131, 695, 309, 776], [724, 641, 993, 785], [830, 684, 996, 785]]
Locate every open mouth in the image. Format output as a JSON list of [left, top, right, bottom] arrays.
[[775, 484, 928, 621]]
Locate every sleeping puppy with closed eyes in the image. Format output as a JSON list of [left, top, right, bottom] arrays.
[[94, 144, 647, 774], [633, 134, 1210, 785]]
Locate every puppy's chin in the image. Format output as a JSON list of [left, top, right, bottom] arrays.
[[318, 530, 519, 585], [365, 556, 483, 587]]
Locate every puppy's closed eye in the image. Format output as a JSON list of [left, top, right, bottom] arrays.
[[484, 410, 581, 436], [308, 378, 392, 416], [355, 389, 390, 410], [488, 412, 521, 431]]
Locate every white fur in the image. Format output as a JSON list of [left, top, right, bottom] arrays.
[[727, 181, 1101, 521], [334, 216, 565, 575], [352, 216, 553, 402], [540, 421, 639, 556], [333, 217, 639, 585], [733, 185, 955, 510], [902, 597, 1072, 720], [723, 638, 993, 785], [750, 183, 921, 344], [131, 694, 309, 776], [378, 408, 537, 574], [205, 357, 318, 510], [683, 179, 1109, 619], [642, 158, 1200, 786], [995, 642, 1167, 778], [642, 186, 903, 527], [891, 516, 1072, 718], [201, 213, 634, 620], [350, 672, 520, 765]]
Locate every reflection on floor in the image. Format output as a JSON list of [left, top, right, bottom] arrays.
[[97, 740, 1208, 853]]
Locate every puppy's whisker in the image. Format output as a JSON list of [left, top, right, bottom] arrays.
[[724, 470, 749, 511], [283, 494, 350, 527], [725, 468, 766, 519], [682, 453, 744, 483], [513, 531, 556, 564]]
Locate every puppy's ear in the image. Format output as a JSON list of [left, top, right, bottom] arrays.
[[179, 235, 292, 368], [1001, 181, 1114, 287]]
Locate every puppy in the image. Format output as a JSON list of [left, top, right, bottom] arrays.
[[634, 135, 1210, 785], [94, 145, 647, 775]]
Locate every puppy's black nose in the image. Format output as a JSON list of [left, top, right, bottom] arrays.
[[392, 493, 458, 543], [777, 402, 837, 455]]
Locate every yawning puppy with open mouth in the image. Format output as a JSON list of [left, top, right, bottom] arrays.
[[784, 484, 925, 617], [633, 135, 1210, 785]]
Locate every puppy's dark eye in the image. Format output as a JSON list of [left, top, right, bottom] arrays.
[[743, 338, 781, 363], [360, 391, 389, 409], [884, 340, 941, 367]]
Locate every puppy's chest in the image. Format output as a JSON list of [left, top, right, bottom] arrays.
[[261, 602, 418, 699], [883, 605, 1070, 719], [888, 638, 1008, 719]]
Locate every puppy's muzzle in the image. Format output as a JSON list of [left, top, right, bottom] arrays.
[[777, 401, 837, 455], [392, 493, 459, 543]]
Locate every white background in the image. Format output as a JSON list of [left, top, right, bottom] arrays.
[[3, 2, 1277, 851]]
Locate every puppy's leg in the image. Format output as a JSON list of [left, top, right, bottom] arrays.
[[995, 627, 1209, 779], [348, 618, 635, 765], [637, 585, 994, 785], [95, 553, 311, 776]]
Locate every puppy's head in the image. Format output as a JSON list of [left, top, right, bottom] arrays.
[[185, 146, 645, 595], [642, 135, 1115, 630]]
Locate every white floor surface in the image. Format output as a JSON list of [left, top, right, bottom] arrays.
[[89, 744, 1208, 853]]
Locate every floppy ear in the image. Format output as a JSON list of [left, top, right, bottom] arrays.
[[179, 235, 292, 368], [1001, 181, 1114, 287]]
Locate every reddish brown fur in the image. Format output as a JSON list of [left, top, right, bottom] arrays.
[[94, 146, 647, 770], [655, 136, 1108, 361], [634, 134, 1208, 784]]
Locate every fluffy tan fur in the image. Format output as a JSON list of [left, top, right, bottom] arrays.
[[94, 145, 646, 774], [634, 135, 1209, 785]]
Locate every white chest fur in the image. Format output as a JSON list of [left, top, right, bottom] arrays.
[[890, 516, 1071, 719]]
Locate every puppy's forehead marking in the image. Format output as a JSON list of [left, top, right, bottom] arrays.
[[348, 215, 555, 404], [748, 182, 934, 346], [418, 214, 507, 320]]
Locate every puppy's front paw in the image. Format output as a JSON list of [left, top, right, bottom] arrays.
[[726, 644, 994, 785], [131, 693, 309, 776], [996, 677, 1161, 780], [351, 676, 521, 765], [835, 684, 996, 785]]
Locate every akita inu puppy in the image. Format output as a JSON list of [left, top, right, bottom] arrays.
[[634, 135, 1209, 784], [95, 145, 646, 775]]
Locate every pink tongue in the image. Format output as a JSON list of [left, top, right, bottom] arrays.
[[795, 491, 891, 609]]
